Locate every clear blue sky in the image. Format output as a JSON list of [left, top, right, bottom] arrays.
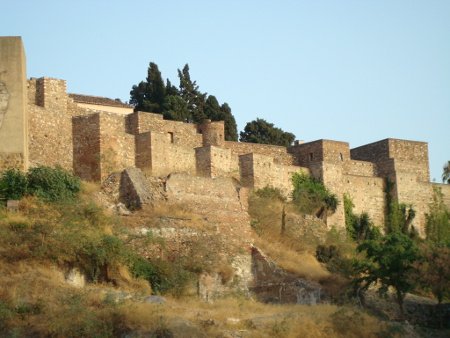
[[3, 0, 449, 181]]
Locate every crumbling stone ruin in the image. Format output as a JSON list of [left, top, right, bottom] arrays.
[[1, 36, 449, 235]]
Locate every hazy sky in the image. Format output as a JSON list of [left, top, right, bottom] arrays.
[[3, 0, 449, 181]]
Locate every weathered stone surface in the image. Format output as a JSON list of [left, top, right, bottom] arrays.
[[0, 81, 9, 130], [64, 268, 86, 288], [6, 200, 19, 212], [0, 37, 28, 170], [119, 167, 161, 209], [365, 290, 450, 328], [1, 36, 447, 235], [144, 295, 166, 304], [250, 246, 322, 305]]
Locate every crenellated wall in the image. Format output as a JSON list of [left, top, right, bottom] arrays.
[[224, 140, 295, 165], [19, 75, 449, 233], [239, 153, 308, 197], [0, 37, 447, 235], [131, 111, 203, 148]]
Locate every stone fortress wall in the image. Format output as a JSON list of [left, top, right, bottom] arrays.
[[1, 37, 449, 235]]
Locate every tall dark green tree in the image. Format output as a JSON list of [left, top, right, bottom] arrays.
[[204, 95, 221, 120], [163, 95, 190, 122], [203, 96, 238, 141], [130, 62, 166, 113], [220, 103, 238, 141], [130, 62, 238, 136], [165, 79, 178, 97], [240, 118, 295, 147], [178, 64, 206, 123], [129, 81, 147, 110]]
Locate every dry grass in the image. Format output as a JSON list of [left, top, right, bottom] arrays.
[[122, 203, 211, 231], [255, 237, 330, 281], [247, 192, 330, 281], [0, 250, 403, 337], [116, 297, 400, 338]]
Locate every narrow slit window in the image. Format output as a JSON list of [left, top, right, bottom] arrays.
[[168, 132, 174, 143], [309, 153, 314, 161]]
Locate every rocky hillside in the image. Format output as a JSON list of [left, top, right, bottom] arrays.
[[0, 166, 448, 337]]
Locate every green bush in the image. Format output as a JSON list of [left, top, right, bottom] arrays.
[[27, 166, 80, 202], [130, 255, 194, 296], [0, 166, 80, 202], [255, 186, 286, 201], [291, 172, 338, 216], [0, 168, 28, 200], [344, 194, 380, 242]]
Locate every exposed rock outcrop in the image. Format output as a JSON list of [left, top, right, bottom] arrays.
[[250, 246, 322, 305]]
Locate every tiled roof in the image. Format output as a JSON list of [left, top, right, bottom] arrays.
[[69, 93, 132, 108]]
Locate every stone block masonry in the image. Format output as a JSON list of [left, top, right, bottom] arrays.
[[0, 37, 28, 170], [0, 35, 447, 234]]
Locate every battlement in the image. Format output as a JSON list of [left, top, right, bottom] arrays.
[[288, 139, 350, 166], [351, 138, 429, 182]]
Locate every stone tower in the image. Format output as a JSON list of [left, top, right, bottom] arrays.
[[0, 37, 28, 170]]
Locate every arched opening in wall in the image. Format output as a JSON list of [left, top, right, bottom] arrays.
[[309, 153, 314, 161], [167, 132, 174, 143]]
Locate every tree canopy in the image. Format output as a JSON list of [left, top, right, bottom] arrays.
[[425, 186, 450, 246], [355, 232, 419, 317], [239, 118, 295, 147], [130, 62, 238, 141]]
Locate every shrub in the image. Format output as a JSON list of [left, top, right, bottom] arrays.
[[130, 256, 194, 296], [255, 186, 286, 201], [0, 168, 28, 200], [344, 194, 380, 243], [27, 166, 80, 202], [291, 172, 338, 217]]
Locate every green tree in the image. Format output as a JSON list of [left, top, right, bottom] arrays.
[[165, 78, 178, 97], [219, 103, 238, 141], [239, 118, 295, 147], [443, 160, 450, 184], [355, 232, 420, 317], [203, 96, 238, 141], [129, 62, 166, 113], [425, 186, 450, 246], [416, 245, 450, 305], [130, 62, 239, 135], [386, 200, 416, 236], [204, 95, 221, 120], [129, 81, 147, 110], [344, 194, 380, 242], [178, 64, 207, 123], [163, 95, 190, 122], [414, 245, 450, 327]]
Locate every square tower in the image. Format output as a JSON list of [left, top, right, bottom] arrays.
[[0, 37, 28, 170]]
